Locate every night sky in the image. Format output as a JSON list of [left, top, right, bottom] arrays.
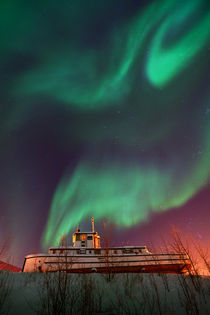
[[0, 0, 210, 267]]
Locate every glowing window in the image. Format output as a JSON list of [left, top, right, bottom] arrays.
[[76, 234, 80, 241], [81, 234, 86, 240], [53, 250, 56, 254]]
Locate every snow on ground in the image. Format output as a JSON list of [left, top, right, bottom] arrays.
[[0, 272, 210, 314]]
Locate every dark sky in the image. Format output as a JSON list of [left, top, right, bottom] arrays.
[[0, 0, 210, 266]]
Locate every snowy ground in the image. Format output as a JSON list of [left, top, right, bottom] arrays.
[[0, 272, 210, 314]]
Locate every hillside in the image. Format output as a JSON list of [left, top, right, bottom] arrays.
[[0, 272, 209, 314]]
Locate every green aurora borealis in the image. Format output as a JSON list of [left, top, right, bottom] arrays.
[[13, 0, 210, 108], [42, 0, 210, 247], [0, 0, 210, 259]]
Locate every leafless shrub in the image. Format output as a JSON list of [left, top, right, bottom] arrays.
[[140, 275, 156, 315], [30, 272, 80, 315], [105, 274, 138, 315], [192, 239, 210, 275], [0, 271, 12, 315], [101, 221, 116, 282], [24, 270, 210, 315], [167, 228, 210, 314], [78, 274, 105, 315], [30, 272, 107, 315]]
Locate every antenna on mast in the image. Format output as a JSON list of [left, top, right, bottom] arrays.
[[91, 217, 95, 233]]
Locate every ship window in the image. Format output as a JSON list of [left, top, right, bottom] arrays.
[[114, 250, 117, 254], [87, 235, 92, 240], [81, 234, 86, 240], [60, 250, 64, 254], [94, 249, 101, 255], [123, 249, 133, 254], [89, 250, 92, 254], [53, 250, 56, 254], [76, 234, 80, 241], [81, 244, 85, 247]]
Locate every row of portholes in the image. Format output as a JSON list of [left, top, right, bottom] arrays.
[[51, 248, 143, 255]]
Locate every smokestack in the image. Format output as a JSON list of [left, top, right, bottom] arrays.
[[91, 217, 95, 232]]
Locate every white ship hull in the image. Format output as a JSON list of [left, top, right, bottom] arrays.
[[22, 251, 191, 274]]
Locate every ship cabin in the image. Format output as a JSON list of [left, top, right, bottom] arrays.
[[72, 217, 100, 248], [48, 218, 150, 256], [72, 231, 101, 248]]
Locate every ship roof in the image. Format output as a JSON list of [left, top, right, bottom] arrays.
[[73, 231, 97, 234], [49, 245, 147, 250]]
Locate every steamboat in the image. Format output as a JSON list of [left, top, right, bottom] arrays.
[[22, 218, 191, 273]]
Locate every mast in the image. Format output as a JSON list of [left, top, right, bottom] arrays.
[[91, 217, 95, 233]]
